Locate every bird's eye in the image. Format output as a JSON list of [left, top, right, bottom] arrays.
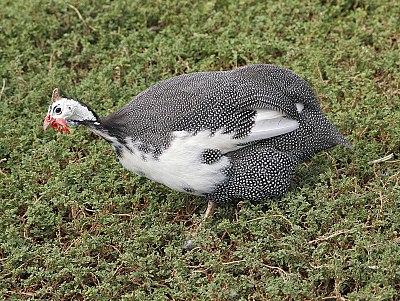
[[54, 107, 62, 115]]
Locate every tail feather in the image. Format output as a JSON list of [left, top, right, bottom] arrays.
[[264, 109, 350, 163]]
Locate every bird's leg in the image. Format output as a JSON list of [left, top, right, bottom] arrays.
[[204, 200, 217, 218]]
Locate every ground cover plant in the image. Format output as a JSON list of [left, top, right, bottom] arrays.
[[1, 0, 399, 300]]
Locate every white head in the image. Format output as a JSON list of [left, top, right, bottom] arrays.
[[43, 88, 98, 134]]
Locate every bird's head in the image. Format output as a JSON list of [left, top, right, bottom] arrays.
[[43, 88, 98, 134]]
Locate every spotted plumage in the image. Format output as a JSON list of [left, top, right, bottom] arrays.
[[43, 64, 350, 213]]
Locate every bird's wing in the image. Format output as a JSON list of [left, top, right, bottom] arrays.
[[241, 108, 300, 144], [102, 65, 310, 154]]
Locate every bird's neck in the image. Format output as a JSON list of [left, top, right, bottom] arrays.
[[84, 118, 123, 146], [71, 101, 99, 123]]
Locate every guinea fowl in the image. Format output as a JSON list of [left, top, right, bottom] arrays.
[[43, 64, 350, 217]]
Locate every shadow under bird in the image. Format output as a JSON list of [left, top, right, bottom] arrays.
[[43, 64, 350, 217]]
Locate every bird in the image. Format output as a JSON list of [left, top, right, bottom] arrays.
[[43, 64, 350, 217]]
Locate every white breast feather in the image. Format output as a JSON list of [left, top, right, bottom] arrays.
[[118, 130, 235, 195]]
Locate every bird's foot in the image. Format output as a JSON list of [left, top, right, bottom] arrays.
[[204, 201, 217, 218]]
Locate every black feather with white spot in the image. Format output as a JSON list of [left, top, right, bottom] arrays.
[[207, 144, 298, 203]]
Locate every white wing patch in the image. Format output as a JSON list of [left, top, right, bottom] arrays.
[[241, 103, 303, 143]]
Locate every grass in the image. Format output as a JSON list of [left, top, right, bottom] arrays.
[[0, 0, 399, 300]]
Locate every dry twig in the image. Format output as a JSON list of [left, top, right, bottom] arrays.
[[309, 229, 354, 244], [0, 79, 5, 101], [67, 4, 96, 31], [368, 153, 394, 165], [222, 259, 246, 265]]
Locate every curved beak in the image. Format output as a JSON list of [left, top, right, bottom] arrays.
[[43, 114, 53, 130]]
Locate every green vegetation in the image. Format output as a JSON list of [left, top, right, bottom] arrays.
[[1, 0, 399, 299]]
